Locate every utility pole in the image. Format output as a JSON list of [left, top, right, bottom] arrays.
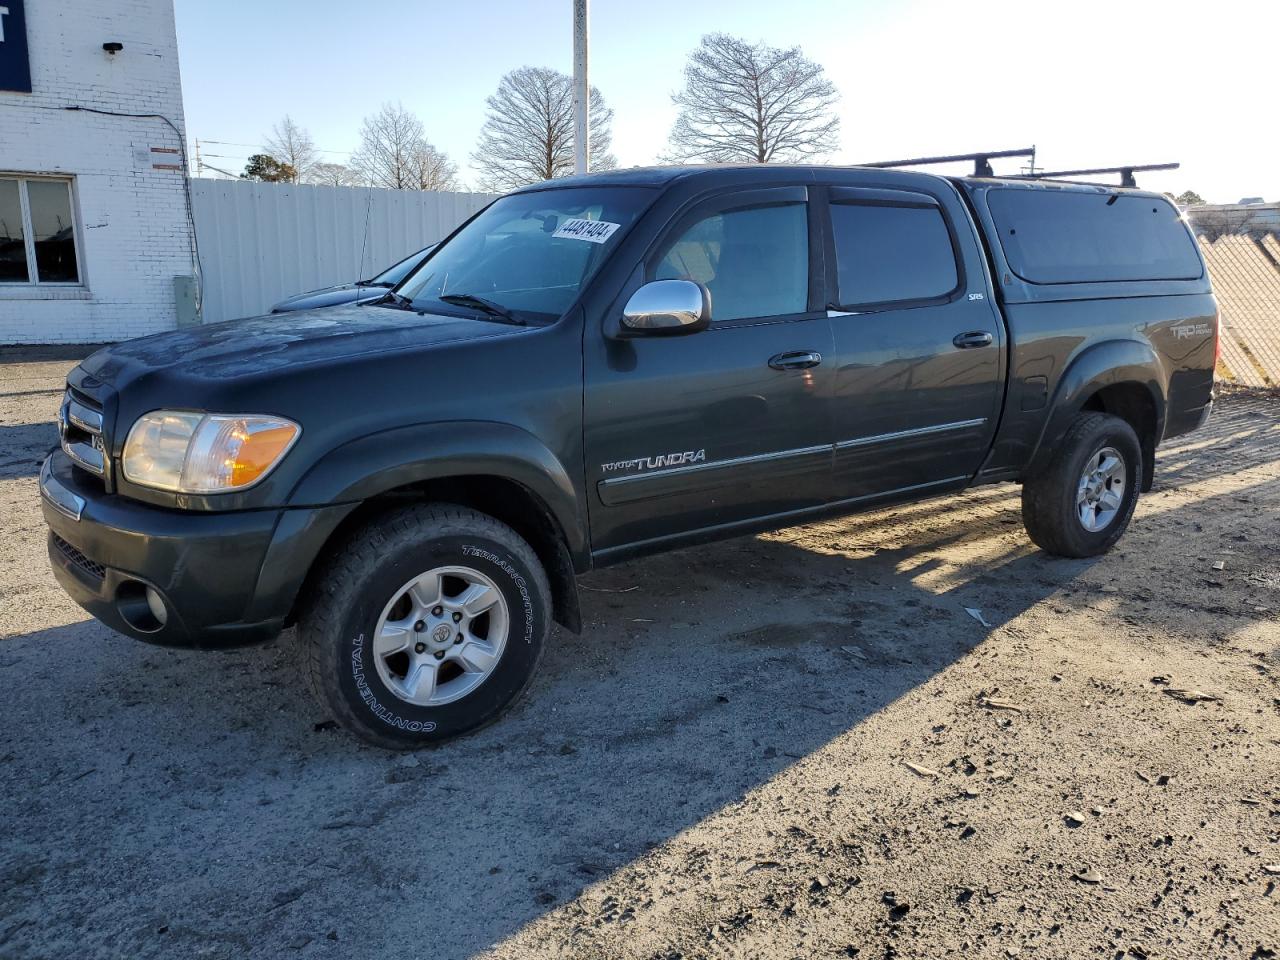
[[572, 0, 589, 175]]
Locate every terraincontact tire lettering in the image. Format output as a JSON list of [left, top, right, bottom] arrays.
[[462, 544, 534, 645]]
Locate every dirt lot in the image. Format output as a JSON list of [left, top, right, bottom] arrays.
[[1, 352, 1277, 960]]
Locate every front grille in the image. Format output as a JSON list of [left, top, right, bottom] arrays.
[[59, 388, 106, 477], [52, 533, 106, 581]]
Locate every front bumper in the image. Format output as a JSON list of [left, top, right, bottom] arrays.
[[39, 450, 350, 649]]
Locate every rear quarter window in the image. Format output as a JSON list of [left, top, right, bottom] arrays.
[[987, 189, 1202, 284]]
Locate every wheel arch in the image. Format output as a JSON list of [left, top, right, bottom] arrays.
[[1025, 339, 1166, 491], [284, 422, 587, 633]]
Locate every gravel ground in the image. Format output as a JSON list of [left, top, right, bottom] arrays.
[[1, 354, 1277, 960]]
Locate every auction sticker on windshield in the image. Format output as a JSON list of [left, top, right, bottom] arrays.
[[553, 218, 621, 244]]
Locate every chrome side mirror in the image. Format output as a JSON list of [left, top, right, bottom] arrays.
[[621, 279, 710, 335]]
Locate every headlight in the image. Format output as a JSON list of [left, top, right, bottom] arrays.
[[122, 411, 300, 493]]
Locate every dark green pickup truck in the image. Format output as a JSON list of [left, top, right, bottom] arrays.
[[40, 164, 1217, 747]]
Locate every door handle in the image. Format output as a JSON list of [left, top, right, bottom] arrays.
[[953, 331, 993, 349], [768, 350, 823, 370]]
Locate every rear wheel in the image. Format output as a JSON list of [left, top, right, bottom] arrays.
[[298, 503, 551, 749], [1021, 412, 1143, 558]]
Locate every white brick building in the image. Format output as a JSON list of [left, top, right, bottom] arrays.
[[0, 0, 193, 344]]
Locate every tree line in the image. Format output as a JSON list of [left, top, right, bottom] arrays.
[[243, 32, 1205, 201], [241, 32, 839, 191]]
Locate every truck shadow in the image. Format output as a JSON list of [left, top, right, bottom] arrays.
[[1, 399, 1275, 959]]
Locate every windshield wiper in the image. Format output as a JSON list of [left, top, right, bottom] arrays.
[[355, 279, 393, 288], [373, 290, 415, 310], [439, 293, 526, 325]]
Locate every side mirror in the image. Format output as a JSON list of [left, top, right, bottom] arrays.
[[621, 279, 710, 335]]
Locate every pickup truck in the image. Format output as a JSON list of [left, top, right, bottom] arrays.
[[39, 164, 1217, 748]]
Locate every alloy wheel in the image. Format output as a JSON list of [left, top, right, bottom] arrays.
[[372, 565, 510, 706], [1076, 446, 1127, 533]]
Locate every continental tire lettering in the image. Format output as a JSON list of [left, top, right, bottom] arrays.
[[350, 632, 437, 732], [461, 545, 535, 644]]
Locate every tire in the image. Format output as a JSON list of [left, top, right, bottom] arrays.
[[1021, 412, 1143, 558], [298, 503, 551, 749]]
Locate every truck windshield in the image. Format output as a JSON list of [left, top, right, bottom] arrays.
[[396, 186, 653, 323], [365, 244, 435, 286]]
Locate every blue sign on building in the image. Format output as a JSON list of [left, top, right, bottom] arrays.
[[0, 0, 32, 93]]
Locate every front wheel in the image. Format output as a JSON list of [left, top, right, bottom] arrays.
[[1021, 412, 1143, 558], [298, 504, 551, 749]]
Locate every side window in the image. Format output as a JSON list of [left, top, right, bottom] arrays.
[[654, 203, 808, 322], [986, 190, 1202, 284], [830, 203, 957, 307]]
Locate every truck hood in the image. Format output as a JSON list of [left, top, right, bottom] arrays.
[[80, 302, 526, 386], [270, 283, 386, 313]]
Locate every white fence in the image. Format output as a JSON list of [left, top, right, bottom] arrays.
[[190, 179, 496, 325]]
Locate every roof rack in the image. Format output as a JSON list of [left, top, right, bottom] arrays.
[[1008, 162, 1180, 188], [859, 148, 1179, 188], [860, 147, 1037, 178]]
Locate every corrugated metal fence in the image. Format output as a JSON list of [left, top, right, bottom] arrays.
[[190, 179, 496, 324], [1189, 204, 1280, 388]]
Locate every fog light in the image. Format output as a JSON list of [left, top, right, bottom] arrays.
[[116, 580, 166, 633], [145, 586, 168, 627]]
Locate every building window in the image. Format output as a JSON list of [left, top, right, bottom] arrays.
[[0, 176, 81, 285]]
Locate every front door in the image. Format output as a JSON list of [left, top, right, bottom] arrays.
[[821, 184, 1004, 502], [584, 186, 834, 557]]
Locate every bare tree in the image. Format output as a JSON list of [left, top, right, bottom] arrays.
[[471, 66, 616, 192], [307, 162, 364, 187], [665, 34, 840, 164], [352, 102, 457, 191], [262, 116, 317, 182], [409, 141, 460, 191], [352, 103, 423, 189]]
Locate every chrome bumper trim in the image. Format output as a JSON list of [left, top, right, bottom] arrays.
[[40, 455, 85, 522]]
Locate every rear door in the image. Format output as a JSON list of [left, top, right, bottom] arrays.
[[822, 183, 1005, 501], [583, 185, 835, 556]]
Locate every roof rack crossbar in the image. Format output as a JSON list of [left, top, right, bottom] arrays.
[[1010, 162, 1180, 188], [860, 147, 1037, 178]]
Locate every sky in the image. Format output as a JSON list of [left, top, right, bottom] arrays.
[[174, 0, 1279, 204]]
